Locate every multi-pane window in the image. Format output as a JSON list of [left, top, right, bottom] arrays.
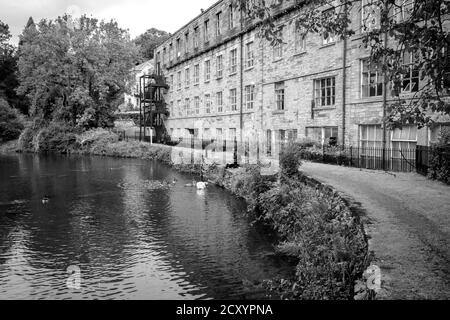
[[314, 77, 336, 107], [185, 98, 190, 116], [401, 51, 419, 93], [216, 91, 223, 113], [194, 96, 200, 115], [169, 43, 174, 61], [307, 127, 339, 145], [170, 101, 174, 117], [360, 125, 383, 148], [288, 130, 298, 144], [229, 4, 235, 29], [361, 59, 383, 97], [177, 71, 182, 90], [216, 12, 222, 36], [216, 54, 223, 78], [205, 60, 211, 82], [230, 88, 237, 111], [391, 125, 417, 150], [322, 9, 335, 45], [170, 74, 174, 91], [176, 38, 181, 57], [216, 128, 223, 141], [396, 0, 414, 22], [295, 29, 306, 53], [246, 42, 254, 69], [230, 49, 237, 74], [204, 19, 210, 42], [245, 85, 255, 110], [273, 29, 283, 60], [194, 27, 199, 49], [275, 82, 285, 110], [194, 64, 200, 85], [279, 130, 287, 152], [205, 94, 211, 114], [185, 68, 190, 87], [229, 128, 237, 141], [361, 0, 380, 32]]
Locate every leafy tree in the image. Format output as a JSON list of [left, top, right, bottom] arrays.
[[235, 0, 450, 128], [134, 28, 170, 61], [0, 98, 24, 142], [0, 20, 27, 113], [17, 15, 140, 129]]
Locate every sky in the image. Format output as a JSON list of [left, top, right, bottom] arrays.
[[0, 0, 216, 44]]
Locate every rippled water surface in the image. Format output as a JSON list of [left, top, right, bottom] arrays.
[[0, 154, 290, 300]]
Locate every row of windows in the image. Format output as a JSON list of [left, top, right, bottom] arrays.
[[169, 86, 255, 117]]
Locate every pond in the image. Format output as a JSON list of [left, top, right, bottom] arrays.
[[0, 154, 291, 300]]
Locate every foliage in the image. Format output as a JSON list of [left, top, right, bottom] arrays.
[[17, 15, 139, 129], [0, 20, 27, 113], [279, 143, 303, 177], [237, 0, 450, 128], [0, 98, 24, 142], [134, 28, 170, 61], [427, 127, 450, 184]]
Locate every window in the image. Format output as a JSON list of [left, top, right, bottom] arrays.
[[229, 128, 237, 141], [307, 127, 339, 145], [170, 101, 174, 116], [230, 48, 237, 74], [216, 12, 222, 36], [216, 91, 223, 113], [360, 125, 383, 148], [314, 77, 336, 107], [391, 125, 417, 150], [194, 27, 199, 49], [275, 82, 285, 110], [177, 71, 182, 90], [322, 9, 335, 45], [230, 88, 237, 111], [273, 28, 283, 60], [176, 38, 181, 57], [361, 59, 383, 97], [185, 32, 190, 54], [216, 128, 223, 141], [279, 130, 287, 152], [205, 60, 211, 82], [288, 130, 298, 144], [162, 48, 166, 66], [194, 96, 200, 115], [216, 54, 223, 78], [229, 4, 235, 29], [205, 94, 211, 114], [204, 19, 210, 42], [169, 43, 173, 61], [361, 0, 380, 32], [245, 85, 255, 110], [396, 0, 414, 22], [185, 98, 190, 116], [170, 74, 174, 91], [295, 29, 306, 53], [401, 51, 419, 93], [246, 42, 254, 69], [185, 68, 190, 87], [266, 130, 272, 156], [177, 100, 182, 117], [203, 128, 210, 139], [194, 64, 200, 85]]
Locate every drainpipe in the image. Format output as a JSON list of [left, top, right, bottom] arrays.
[[382, 10, 389, 171], [239, 11, 244, 145], [342, 36, 347, 148]]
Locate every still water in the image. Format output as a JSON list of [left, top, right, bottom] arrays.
[[0, 154, 290, 300]]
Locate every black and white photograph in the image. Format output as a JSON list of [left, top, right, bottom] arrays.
[[0, 0, 449, 309]]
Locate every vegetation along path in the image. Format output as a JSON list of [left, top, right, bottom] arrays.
[[300, 162, 450, 300]]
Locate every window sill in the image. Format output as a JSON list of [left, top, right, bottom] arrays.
[[320, 42, 336, 49], [204, 80, 210, 84], [272, 110, 285, 115], [216, 76, 223, 80], [313, 106, 336, 111], [229, 72, 237, 76], [293, 51, 307, 57], [244, 66, 255, 72], [273, 58, 283, 63]]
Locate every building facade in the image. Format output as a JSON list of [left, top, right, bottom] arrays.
[[155, 0, 449, 159]]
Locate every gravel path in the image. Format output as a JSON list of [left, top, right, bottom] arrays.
[[301, 162, 450, 300]]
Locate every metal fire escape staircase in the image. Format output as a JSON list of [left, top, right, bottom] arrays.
[[139, 72, 170, 142]]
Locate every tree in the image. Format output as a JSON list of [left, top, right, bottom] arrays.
[[134, 28, 170, 61], [0, 20, 27, 113], [17, 15, 140, 129], [0, 98, 24, 142], [235, 0, 450, 128]]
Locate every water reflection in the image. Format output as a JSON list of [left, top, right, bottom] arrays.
[[0, 154, 291, 300]]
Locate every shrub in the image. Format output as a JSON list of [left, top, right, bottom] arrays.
[[427, 127, 450, 185], [279, 143, 303, 177], [34, 122, 77, 153], [0, 98, 24, 142]]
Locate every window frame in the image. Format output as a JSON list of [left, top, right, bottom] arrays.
[[314, 77, 336, 107]]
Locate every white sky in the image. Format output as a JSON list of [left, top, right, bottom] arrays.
[[0, 0, 216, 44]]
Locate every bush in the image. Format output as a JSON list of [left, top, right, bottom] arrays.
[[427, 127, 450, 185], [279, 143, 303, 177], [34, 122, 78, 153], [0, 98, 24, 142]]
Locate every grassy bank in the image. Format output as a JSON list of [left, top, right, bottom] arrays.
[[14, 126, 370, 300]]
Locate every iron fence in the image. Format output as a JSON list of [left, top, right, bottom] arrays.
[[416, 145, 450, 176]]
